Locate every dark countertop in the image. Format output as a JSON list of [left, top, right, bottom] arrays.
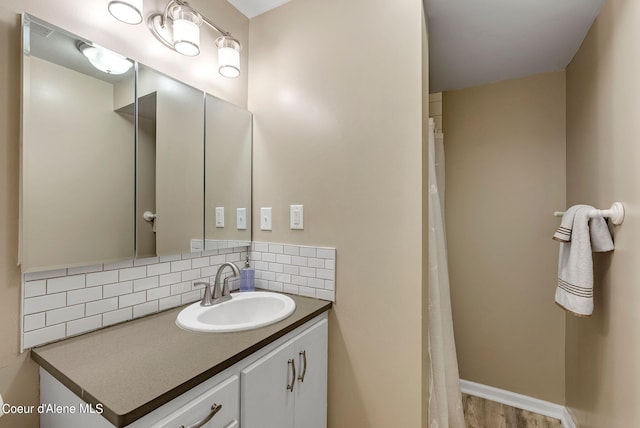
[[31, 293, 331, 427]]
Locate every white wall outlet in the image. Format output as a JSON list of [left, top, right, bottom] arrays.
[[237, 208, 247, 230], [215, 207, 224, 228], [290, 205, 304, 230], [260, 207, 272, 231]]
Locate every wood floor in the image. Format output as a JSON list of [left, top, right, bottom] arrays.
[[463, 394, 563, 428]]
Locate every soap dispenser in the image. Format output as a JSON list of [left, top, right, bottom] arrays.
[[240, 254, 255, 292]]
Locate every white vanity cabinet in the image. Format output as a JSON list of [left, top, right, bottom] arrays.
[[149, 375, 239, 428], [241, 318, 328, 428], [37, 313, 328, 428]]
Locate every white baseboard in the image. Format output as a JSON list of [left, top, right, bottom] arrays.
[[460, 379, 576, 428]]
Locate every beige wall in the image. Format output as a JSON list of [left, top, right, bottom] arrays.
[[23, 57, 134, 271], [565, 0, 640, 425], [443, 71, 567, 404], [0, 1, 248, 426], [248, 0, 425, 426]]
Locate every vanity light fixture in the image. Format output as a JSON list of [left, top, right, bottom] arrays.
[[141, 0, 242, 76], [108, 0, 143, 25], [77, 42, 134, 75]]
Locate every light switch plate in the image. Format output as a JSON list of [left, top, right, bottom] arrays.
[[260, 207, 272, 231], [290, 205, 304, 230], [237, 208, 247, 230], [215, 207, 224, 228]]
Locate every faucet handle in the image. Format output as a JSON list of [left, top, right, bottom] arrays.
[[194, 281, 213, 306]]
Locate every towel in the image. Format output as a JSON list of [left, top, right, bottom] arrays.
[[554, 205, 614, 317]]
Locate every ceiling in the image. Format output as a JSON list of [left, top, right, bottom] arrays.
[[226, 0, 292, 19], [426, 0, 604, 93]]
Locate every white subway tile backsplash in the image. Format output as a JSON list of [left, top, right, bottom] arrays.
[[192, 257, 210, 269], [47, 275, 85, 294], [67, 315, 102, 336], [181, 290, 201, 305], [316, 248, 335, 259], [262, 253, 276, 263], [298, 286, 316, 298], [159, 295, 182, 311], [171, 260, 191, 272], [119, 291, 146, 309], [46, 304, 84, 326], [103, 308, 132, 326], [283, 245, 299, 256], [147, 262, 171, 276], [308, 258, 324, 269], [134, 257, 159, 266], [316, 289, 335, 301], [276, 254, 291, 264], [21, 242, 333, 349], [24, 313, 45, 332], [159, 272, 182, 287], [86, 270, 118, 287], [147, 286, 171, 301], [253, 242, 268, 252], [103, 281, 133, 298], [299, 267, 316, 278], [268, 281, 284, 292], [159, 254, 181, 262], [25, 269, 67, 282], [291, 256, 308, 267], [67, 287, 102, 305], [119, 266, 147, 281], [268, 263, 284, 273], [299, 247, 316, 258], [133, 301, 159, 318], [292, 275, 308, 286], [24, 293, 66, 315], [133, 276, 159, 292], [269, 244, 284, 254], [24, 280, 46, 298], [86, 298, 118, 316], [23, 324, 66, 348], [181, 269, 201, 282]]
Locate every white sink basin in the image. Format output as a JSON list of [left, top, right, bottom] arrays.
[[176, 291, 296, 333]]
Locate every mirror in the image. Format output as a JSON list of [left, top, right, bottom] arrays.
[[204, 94, 252, 249], [134, 65, 205, 257], [21, 15, 252, 272], [21, 14, 135, 271]]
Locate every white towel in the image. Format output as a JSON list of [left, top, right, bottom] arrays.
[[554, 205, 614, 317]]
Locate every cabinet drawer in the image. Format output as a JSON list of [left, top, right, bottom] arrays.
[[150, 375, 239, 428]]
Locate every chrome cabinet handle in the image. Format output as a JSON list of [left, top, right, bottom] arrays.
[[179, 403, 222, 428], [287, 358, 296, 392], [298, 350, 307, 383]]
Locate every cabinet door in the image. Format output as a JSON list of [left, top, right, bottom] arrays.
[[150, 375, 239, 428], [294, 319, 328, 428], [241, 340, 296, 428]]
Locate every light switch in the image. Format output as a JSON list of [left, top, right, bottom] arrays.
[[237, 208, 247, 230], [260, 207, 272, 231], [290, 205, 304, 230], [215, 207, 224, 228]]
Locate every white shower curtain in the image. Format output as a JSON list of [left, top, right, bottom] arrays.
[[427, 118, 466, 427]]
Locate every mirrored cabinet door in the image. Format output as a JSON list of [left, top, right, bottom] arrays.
[[136, 65, 205, 257], [21, 14, 135, 271], [204, 95, 252, 249]]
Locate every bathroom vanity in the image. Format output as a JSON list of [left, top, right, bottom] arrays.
[[31, 294, 330, 428]]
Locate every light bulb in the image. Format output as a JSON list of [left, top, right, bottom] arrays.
[[216, 36, 241, 78]]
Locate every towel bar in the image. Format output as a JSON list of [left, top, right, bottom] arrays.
[[553, 202, 625, 225]]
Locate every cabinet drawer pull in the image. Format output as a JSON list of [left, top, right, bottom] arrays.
[[179, 403, 222, 428], [287, 358, 296, 392], [298, 350, 307, 383]]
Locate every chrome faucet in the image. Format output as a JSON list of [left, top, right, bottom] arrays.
[[195, 262, 241, 306]]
